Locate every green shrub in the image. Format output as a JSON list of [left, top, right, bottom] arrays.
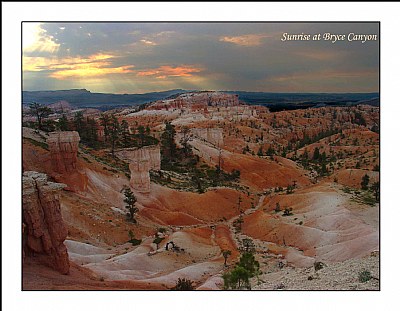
[[129, 238, 142, 246], [223, 266, 251, 290], [314, 261, 325, 271], [171, 278, 194, 290], [128, 230, 141, 246], [358, 270, 372, 283], [282, 208, 293, 216]]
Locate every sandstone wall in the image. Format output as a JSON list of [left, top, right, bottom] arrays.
[[191, 128, 224, 147], [47, 131, 80, 173], [145, 145, 161, 170], [22, 171, 70, 274]]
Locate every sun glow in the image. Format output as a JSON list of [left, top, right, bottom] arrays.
[[23, 22, 60, 54]]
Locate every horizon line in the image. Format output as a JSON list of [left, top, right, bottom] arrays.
[[22, 88, 380, 95]]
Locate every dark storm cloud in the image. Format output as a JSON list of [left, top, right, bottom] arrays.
[[23, 22, 379, 93]]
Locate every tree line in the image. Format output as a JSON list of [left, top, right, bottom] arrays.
[[25, 102, 158, 153]]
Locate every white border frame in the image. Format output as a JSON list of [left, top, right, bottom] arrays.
[[3, 2, 400, 311]]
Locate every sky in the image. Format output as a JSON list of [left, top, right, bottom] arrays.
[[22, 22, 379, 94]]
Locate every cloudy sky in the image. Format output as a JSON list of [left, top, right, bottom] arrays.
[[22, 22, 379, 94]]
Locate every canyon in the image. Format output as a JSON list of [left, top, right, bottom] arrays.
[[22, 91, 379, 290]]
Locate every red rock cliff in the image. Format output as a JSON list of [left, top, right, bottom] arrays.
[[22, 171, 70, 274]]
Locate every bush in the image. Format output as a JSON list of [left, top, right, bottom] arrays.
[[129, 238, 142, 246], [358, 270, 372, 283], [171, 278, 194, 290], [128, 230, 141, 246], [282, 208, 293, 216], [153, 236, 164, 249], [158, 227, 167, 233], [342, 187, 352, 194], [314, 261, 325, 271], [361, 174, 370, 190]]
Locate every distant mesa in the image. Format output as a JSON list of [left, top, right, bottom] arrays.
[[22, 88, 379, 111], [22, 89, 188, 109]]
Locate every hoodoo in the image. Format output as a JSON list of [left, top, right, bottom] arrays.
[[22, 171, 70, 274], [47, 131, 80, 173], [115, 145, 161, 193]]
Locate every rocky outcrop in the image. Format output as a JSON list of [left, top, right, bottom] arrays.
[[47, 131, 80, 173], [178, 92, 239, 107], [147, 92, 239, 111], [146, 145, 161, 170], [115, 145, 161, 193], [22, 171, 70, 274]]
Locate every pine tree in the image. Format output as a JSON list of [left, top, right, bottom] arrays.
[[120, 120, 131, 147], [73, 111, 86, 139], [29, 102, 52, 131], [57, 114, 69, 131], [180, 126, 191, 156], [161, 122, 177, 160], [361, 174, 370, 190], [371, 181, 380, 201], [313, 147, 320, 161], [123, 188, 138, 223], [109, 114, 120, 155], [137, 125, 145, 147], [86, 117, 98, 147], [222, 250, 232, 267], [99, 114, 110, 141]]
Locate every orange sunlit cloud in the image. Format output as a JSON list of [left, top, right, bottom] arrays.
[[23, 53, 135, 79], [136, 65, 202, 79], [50, 64, 134, 79], [219, 34, 270, 46]]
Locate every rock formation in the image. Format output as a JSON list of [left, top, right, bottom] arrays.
[[115, 145, 161, 193], [191, 128, 224, 147], [146, 145, 161, 170], [129, 154, 151, 193], [47, 131, 80, 173], [147, 92, 239, 111], [22, 171, 70, 274]]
